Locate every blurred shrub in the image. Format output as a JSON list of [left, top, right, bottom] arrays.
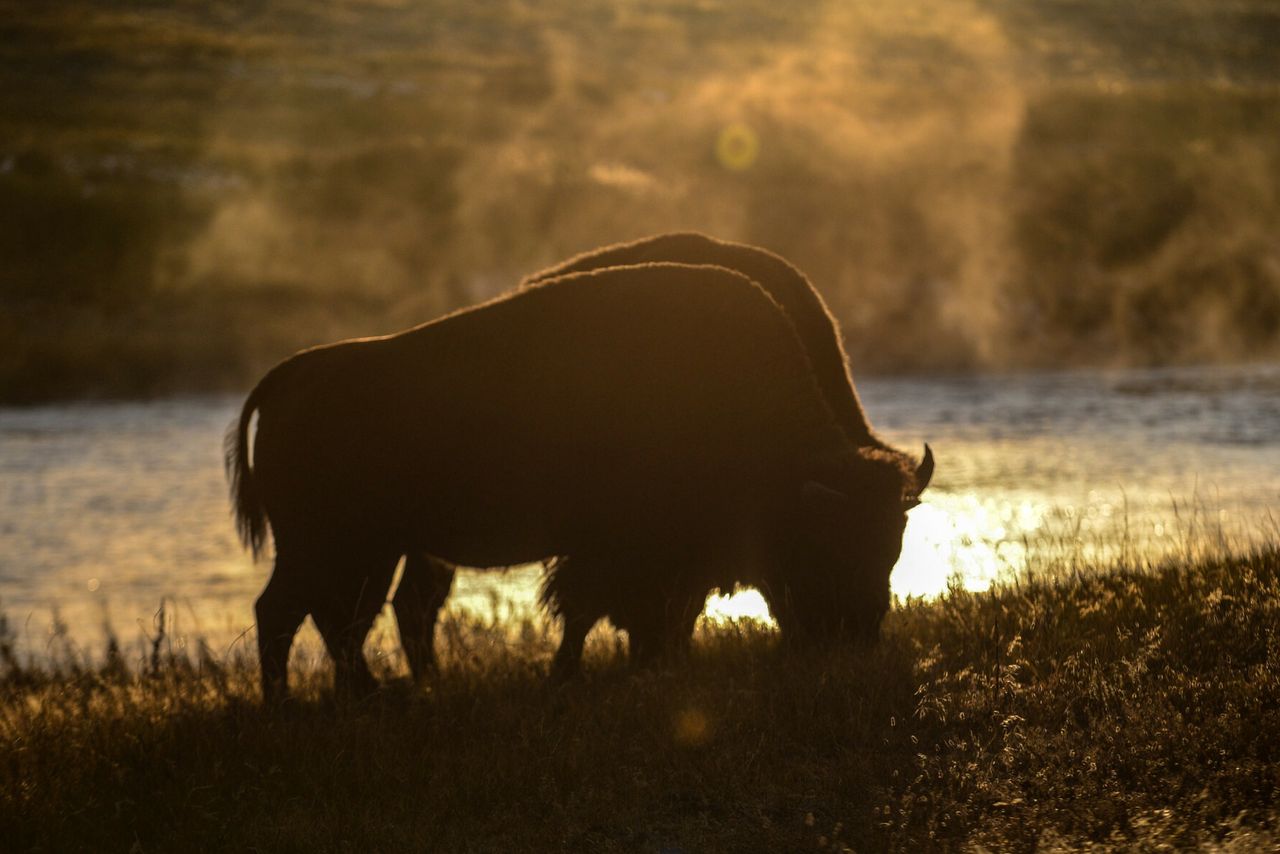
[[3, 0, 1280, 400], [0, 151, 177, 306], [1012, 89, 1280, 366]]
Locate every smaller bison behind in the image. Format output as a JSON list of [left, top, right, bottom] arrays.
[[228, 262, 931, 702]]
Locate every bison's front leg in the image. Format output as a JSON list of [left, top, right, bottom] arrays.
[[543, 554, 706, 677], [549, 609, 597, 683], [393, 554, 455, 681], [309, 550, 400, 700], [625, 591, 703, 669]]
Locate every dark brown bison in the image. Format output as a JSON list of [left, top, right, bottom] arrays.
[[228, 263, 929, 701], [391, 233, 929, 680]]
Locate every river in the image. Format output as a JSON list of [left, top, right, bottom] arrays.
[[1, 364, 1277, 663]]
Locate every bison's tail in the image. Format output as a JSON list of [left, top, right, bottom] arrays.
[[225, 380, 269, 561], [538, 556, 568, 618]]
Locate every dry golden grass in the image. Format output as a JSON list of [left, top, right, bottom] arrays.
[[2, 547, 1277, 851]]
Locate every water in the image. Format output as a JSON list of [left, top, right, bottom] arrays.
[[1, 364, 1277, 662]]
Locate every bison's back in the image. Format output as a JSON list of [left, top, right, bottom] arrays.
[[524, 233, 882, 449]]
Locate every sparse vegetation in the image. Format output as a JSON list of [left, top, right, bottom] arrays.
[[4, 0, 1280, 401], [3, 547, 1276, 851]]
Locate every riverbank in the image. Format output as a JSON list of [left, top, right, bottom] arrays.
[[2, 547, 1276, 851]]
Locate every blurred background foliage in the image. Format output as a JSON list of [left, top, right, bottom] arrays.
[[2, 0, 1279, 400]]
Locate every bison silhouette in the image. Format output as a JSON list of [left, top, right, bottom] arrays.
[[390, 233, 931, 681], [228, 261, 931, 702]]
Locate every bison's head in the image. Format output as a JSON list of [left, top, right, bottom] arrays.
[[767, 444, 933, 646]]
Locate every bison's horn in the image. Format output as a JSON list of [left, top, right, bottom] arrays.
[[915, 444, 934, 493]]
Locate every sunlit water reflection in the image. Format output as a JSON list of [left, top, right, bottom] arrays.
[[1, 364, 1277, 661]]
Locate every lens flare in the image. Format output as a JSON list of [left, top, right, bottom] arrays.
[[674, 706, 712, 747], [715, 122, 760, 171]]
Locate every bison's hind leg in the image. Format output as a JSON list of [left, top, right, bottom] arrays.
[[541, 556, 605, 682], [624, 591, 703, 669], [393, 554, 455, 681], [256, 553, 311, 705], [309, 550, 400, 700]]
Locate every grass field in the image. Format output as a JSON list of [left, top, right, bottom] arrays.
[[4, 0, 1280, 401], [3, 547, 1276, 851]]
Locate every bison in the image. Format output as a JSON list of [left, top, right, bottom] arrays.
[[390, 233, 929, 680], [228, 263, 930, 702]]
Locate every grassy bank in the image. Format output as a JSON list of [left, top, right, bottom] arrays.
[[2, 548, 1277, 851]]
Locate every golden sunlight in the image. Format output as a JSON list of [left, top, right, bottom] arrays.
[[704, 585, 773, 624], [890, 496, 1040, 597], [701, 493, 1043, 625]]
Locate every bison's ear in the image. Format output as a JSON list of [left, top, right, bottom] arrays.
[[802, 480, 849, 507]]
